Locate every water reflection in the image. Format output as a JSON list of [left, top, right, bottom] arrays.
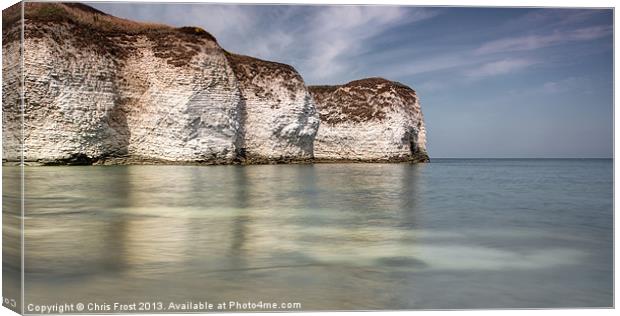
[[15, 161, 614, 309]]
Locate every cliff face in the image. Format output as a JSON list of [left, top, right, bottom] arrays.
[[2, 3, 320, 164], [2, 3, 244, 164], [114, 29, 242, 163], [2, 3, 23, 163], [226, 53, 319, 163], [309, 78, 429, 162], [2, 3, 428, 164]]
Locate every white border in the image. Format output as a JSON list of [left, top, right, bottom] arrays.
[[0, 1, 616, 316]]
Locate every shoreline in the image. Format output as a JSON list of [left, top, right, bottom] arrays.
[[2, 154, 431, 166]]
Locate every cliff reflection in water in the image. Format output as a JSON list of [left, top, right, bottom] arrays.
[[15, 160, 614, 309]]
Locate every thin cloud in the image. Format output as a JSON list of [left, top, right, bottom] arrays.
[[381, 54, 476, 78], [465, 58, 537, 78], [542, 76, 591, 94], [504, 9, 604, 29], [302, 6, 439, 82], [504, 76, 594, 97], [475, 25, 612, 55]]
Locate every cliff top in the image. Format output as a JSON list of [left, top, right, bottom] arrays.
[[3, 3, 221, 67], [225, 52, 300, 76], [308, 77, 419, 125], [3, 2, 217, 42], [308, 77, 414, 94], [225, 52, 306, 95]]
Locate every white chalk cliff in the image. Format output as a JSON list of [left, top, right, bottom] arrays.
[[4, 3, 246, 164], [309, 78, 429, 162], [2, 3, 428, 164], [226, 53, 319, 163]]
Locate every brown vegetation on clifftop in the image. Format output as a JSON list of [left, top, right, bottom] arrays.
[[3, 2, 218, 66], [308, 77, 419, 125], [225, 52, 306, 100]]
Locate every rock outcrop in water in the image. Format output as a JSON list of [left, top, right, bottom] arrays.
[[309, 78, 429, 162], [2, 3, 428, 165]]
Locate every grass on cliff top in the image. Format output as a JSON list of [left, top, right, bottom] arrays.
[[224, 51, 305, 94], [309, 77, 414, 94], [3, 2, 216, 42], [225, 51, 299, 73]]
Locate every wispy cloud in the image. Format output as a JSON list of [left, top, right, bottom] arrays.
[[412, 58, 537, 93], [503, 76, 594, 98], [475, 25, 612, 55], [503, 9, 604, 29], [465, 58, 537, 78], [542, 76, 592, 94], [302, 6, 438, 81], [376, 52, 476, 79]]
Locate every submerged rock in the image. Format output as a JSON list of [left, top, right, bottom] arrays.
[[309, 78, 429, 162]]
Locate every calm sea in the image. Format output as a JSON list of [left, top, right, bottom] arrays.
[[2, 159, 613, 310]]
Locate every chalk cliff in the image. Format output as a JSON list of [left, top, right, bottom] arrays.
[[2, 3, 428, 164], [226, 53, 319, 163], [3, 3, 245, 164], [1, 3, 22, 163], [2, 2, 319, 164], [309, 78, 429, 162]]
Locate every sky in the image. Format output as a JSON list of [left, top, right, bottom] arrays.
[[90, 2, 613, 158]]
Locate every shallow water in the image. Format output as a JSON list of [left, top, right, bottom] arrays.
[[3, 159, 613, 310]]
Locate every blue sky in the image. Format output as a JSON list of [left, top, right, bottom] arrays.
[[91, 2, 613, 158]]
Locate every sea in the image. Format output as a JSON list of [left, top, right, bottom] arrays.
[[2, 159, 613, 310]]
